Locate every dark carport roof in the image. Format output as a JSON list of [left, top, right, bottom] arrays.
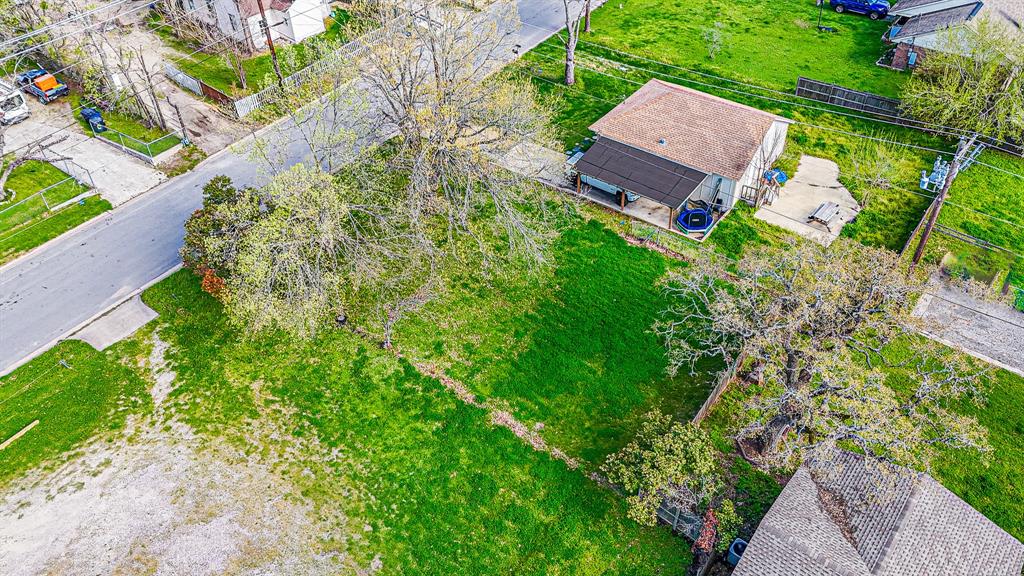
[[576, 138, 707, 208]]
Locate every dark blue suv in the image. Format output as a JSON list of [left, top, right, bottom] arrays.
[[828, 0, 890, 19]]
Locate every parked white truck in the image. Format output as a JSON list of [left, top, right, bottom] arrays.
[[0, 81, 30, 125]]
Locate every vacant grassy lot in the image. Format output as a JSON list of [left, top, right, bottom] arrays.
[[0, 196, 110, 264], [0, 340, 150, 488], [395, 219, 720, 464], [0, 160, 107, 263], [579, 0, 905, 97], [69, 95, 180, 158], [136, 269, 692, 573]]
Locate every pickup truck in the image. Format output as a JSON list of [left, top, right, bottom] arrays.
[[829, 0, 890, 19], [16, 69, 69, 104], [0, 81, 29, 124]]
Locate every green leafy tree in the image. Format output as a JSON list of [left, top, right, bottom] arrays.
[[181, 175, 265, 286], [657, 240, 989, 477], [602, 411, 723, 526], [902, 17, 1024, 144]]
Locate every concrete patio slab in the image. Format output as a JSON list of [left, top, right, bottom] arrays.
[[72, 295, 158, 351], [755, 155, 859, 246], [913, 278, 1024, 377]]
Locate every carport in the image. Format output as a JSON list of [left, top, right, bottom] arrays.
[[574, 137, 708, 229]]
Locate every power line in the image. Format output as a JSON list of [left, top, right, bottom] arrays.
[[0, 0, 132, 51], [525, 67, 1024, 261], [517, 19, 1022, 152], [0, 0, 348, 160], [523, 48, 1024, 182]]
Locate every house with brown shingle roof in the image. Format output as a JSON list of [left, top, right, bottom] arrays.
[[574, 79, 791, 236], [733, 451, 1024, 576]]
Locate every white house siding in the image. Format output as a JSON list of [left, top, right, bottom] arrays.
[[285, 0, 328, 43], [736, 119, 791, 208]]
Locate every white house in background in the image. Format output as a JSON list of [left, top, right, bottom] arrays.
[[181, 0, 328, 52], [574, 79, 791, 234]]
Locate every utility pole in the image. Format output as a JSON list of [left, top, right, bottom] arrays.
[[255, 0, 285, 89], [909, 134, 978, 271], [170, 101, 190, 146]]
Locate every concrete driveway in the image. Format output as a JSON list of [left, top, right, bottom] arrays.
[[4, 99, 165, 206], [755, 155, 859, 246]]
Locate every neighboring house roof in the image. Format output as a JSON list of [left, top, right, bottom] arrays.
[[891, 2, 983, 40], [588, 79, 785, 181], [236, 0, 295, 19], [979, 0, 1024, 34], [576, 137, 708, 208], [734, 452, 1024, 576], [891, 0, 970, 14]]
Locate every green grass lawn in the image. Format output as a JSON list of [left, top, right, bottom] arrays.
[[0, 340, 150, 489], [69, 95, 180, 158], [0, 160, 88, 232], [150, 10, 352, 98], [132, 269, 693, 573], [581, 0, 906, 97], [0, 195, 111, 264], [395, 219, 721, 465], [933, 150, 1024, 291], [704, 337, 1024, 542]]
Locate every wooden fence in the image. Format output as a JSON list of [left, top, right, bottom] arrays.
[[692, 352, 746, 426], [164, 63, 234, 106], [795, 77, 902, 117]]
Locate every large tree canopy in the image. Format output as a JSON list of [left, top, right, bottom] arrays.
[[657, 240, 989, 476], [902, 17, 1024, 143]]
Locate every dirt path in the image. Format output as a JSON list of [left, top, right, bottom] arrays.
[[0, 331, 366, 576]]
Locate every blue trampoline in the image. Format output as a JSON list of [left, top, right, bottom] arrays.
[[675, 208, 713, 233]]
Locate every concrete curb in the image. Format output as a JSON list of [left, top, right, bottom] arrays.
[[0, 264, 182, 378]]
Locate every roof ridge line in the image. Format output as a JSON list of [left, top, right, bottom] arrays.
[[868, 476, 921, 574]]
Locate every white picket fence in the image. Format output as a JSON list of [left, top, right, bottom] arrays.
[[233, 19, 405, 118]]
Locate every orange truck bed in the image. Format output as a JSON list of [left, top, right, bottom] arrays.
[[33, 74, 59, 91]]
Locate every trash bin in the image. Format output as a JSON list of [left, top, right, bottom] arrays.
[[80, 107, 107, 133], [726, 538, 748, 567]]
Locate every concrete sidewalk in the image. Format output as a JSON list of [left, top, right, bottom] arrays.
[[913, 278, 1024, 377]]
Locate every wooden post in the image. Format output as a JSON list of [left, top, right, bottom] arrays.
[[668, 207, 674, 230], [256, 0, 285, 89], [910, 134, 976, 271], [576, 174, 581, 195], [619, 189, 625, 209]]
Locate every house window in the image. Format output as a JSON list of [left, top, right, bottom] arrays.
[[228, 13, 238, 31]]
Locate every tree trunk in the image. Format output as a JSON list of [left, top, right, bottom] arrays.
[[584, 0, 592, 33], [565, 42, 576, 85]]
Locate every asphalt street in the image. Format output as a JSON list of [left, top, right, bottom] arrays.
[[0, 0, 587, 374]]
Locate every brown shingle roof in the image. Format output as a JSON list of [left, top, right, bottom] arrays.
[[588, 79, 783, 181], [734, 452, 1024, 576]]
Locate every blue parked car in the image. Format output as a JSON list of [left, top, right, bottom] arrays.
[[829, 0, 890, 19], [79, 107, 107, 133]]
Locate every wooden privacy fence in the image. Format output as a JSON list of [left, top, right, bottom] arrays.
[[795, 77, 902, 117], [692, 352, 746, 425], [163, 63, 235, 107]]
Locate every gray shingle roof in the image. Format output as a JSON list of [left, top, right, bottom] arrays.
[[734, 452, 1024, 576], [891, 3, 982, 39], [891, 0, 961, 12]]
